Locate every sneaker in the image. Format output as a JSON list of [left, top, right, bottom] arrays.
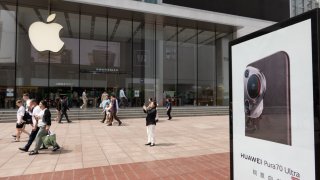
[[12, 135, 16, 138], [145, 142, 151, 145], [52, 145, 60, 152], [19, 147, 28, 152], [29, 151, 39, 155], [40, 146, 48, 150], [67, 120, 72, 123], [107, 124, 112, 126], [118, 121, 122, 126], [150, 143, 155, 147]]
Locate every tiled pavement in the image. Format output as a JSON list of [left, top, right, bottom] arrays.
[[0, 115, 230, 179]]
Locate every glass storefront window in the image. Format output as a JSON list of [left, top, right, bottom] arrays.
[[198, 31, 216, 106], [178, 27, 197, 106], [16, 1, 49, 103], [132, 20, 156, 106], [0, 1, 16, 108], [80, 5, 107, 108], [216, 33, 233, 106], [160, 25, 178, 106], [49, 1, 80, 107], [0, 0, 233, 109], [108, 17, 132, 106]]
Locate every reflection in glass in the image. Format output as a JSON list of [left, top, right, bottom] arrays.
[[108, 17, 132, 106], [49, 2, 80, 107], [178, 27, 197, 106], [0, 0, 233, 109], [0, 2, 16, 108], [159, 25, 177, 106], [198, 31, 216, 106], [16, 4, 49, 104], [80, 6, 107, 108]]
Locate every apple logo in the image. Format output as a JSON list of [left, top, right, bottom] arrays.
[[28, 13, 64, 53]]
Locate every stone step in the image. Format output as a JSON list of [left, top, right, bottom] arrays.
[[0, 106, 229, 122]]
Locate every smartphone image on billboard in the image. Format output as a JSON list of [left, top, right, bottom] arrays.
[[244, 51, 291, 145]]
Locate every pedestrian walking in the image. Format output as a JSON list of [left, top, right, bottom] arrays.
[[119, 88, 127, 108], [19, 99, 42, 152], [80, 89, 88, 109], [166, 98, 172, 120], [14, 100, 27, 142], [12, 93, 32, 139], [101, 91, 108, 102], [54, 97, 62, 121], [143, 101, 157, 146], [29, 100, 60, 155], [59, 96, 71, 123], [100, 94, 111, 123], [106, 94, 122, 126]]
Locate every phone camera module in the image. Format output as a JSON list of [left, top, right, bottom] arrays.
[[244, 66, 266, 118]]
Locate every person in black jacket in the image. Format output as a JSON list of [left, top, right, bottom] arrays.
[[29, 100, 60, 155], [59, 96, 71, 123], [143, 101, 157, 147], [166, 98, 172, 120]]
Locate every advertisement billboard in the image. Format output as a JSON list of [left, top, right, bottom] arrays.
[[230, 11, 318, 180]]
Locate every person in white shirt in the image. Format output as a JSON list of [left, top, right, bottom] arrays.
[[100, 94, 111, 124], [80, 89, 88, 109], [19, 99, 41, 152], [23, 93, 31, 111], [119, 88, 127, 108], [14, 100, 25, 142]]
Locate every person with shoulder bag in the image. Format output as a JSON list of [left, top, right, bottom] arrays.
[[29, 100, 60, 155]]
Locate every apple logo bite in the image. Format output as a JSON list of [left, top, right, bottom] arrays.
[[28, 13, 64, 53]]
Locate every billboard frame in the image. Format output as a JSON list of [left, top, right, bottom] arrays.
[[229, 8, 320, 180]]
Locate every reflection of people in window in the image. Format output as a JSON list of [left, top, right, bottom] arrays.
[[136, 50, 148, 66]]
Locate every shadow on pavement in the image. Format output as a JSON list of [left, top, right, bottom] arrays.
[[155, 143, 176, 146]]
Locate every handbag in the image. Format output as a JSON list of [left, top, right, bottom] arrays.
[[42, 131, 57, 147], [22, 111, 33, 124]]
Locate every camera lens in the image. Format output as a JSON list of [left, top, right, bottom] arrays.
[[245, 70, 249, 78], [247, 74, 260, 99], [245, 100, 250, 114]]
